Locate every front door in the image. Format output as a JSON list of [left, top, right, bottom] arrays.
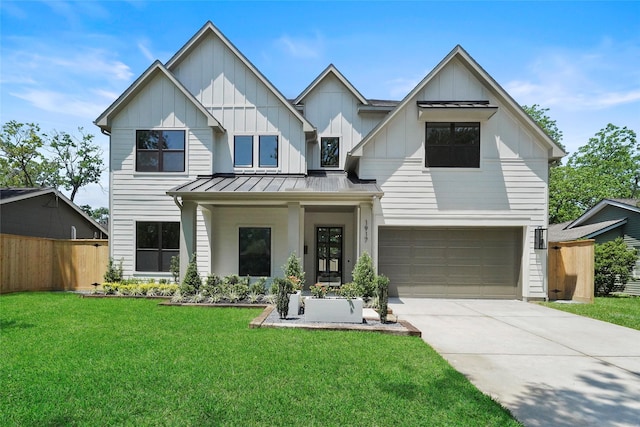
[[316, 226, 343, 286]]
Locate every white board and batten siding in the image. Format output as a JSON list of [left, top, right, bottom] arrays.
[[109, 71, 214, 277], [359, 58, 550, 298], [302, 73, 385, 169], [170, 31, 307, 175]]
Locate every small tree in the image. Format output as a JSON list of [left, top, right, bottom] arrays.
[[282, 252, 305, 290], [594, 238, 638, 296], [274, 277, 292, 319], [353, 252, 376, 300], [170, 255, 180, 283], [376, 275, 390, 323], [180, 254, 201, 296], [103, 257, 123, 283]]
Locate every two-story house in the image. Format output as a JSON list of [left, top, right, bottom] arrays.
[[95, 21, 564, 300]]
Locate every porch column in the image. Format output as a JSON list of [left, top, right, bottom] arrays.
[[287, 202, 303, 257], [358, 202, 373, 256], [179, 201, 197, 281]]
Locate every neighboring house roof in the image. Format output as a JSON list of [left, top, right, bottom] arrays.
[[94, 61, 225, 134], [0, 187, 108, 237], [294, 64, 368, 105], [548, 218, 628, 242], [165, 21, 315, 134], [167, 171, 383, 200], [346, 45, 566, 169], [568, 198, 640, 229]]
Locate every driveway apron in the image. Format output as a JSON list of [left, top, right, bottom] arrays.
[[389, 298, 640, 427]]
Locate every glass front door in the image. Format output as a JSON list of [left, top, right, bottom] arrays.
[[316, 226, 343, 286]]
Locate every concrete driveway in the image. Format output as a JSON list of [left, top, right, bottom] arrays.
[[388, 298, 640, 427]]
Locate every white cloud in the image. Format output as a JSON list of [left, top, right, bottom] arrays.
[[137, 40, 155, 62], [275, 33, 324, 59], [10, 89, 109, 119]]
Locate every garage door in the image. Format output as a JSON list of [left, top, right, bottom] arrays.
[[378, 227, 522, 298]]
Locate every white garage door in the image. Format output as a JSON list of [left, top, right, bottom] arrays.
[[378, 227, 522, 298]]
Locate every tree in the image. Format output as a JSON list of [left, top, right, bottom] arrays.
[[49, 128, 104, 201], [0, 121, 60, 187], [80, 204, 109, 225], [522, 104, 566, 166], [549, 124, 639, 223], [594, 238, 638, 296]]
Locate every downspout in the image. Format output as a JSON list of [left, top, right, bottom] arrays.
[[173, 195, 183, 210]]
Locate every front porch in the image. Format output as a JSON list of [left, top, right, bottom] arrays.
[[168, 172, 382, 288]]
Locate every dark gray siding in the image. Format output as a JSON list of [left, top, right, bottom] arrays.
[[1, 194, 105, 239]]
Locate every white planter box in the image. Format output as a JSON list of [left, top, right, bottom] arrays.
[[288, 291, 302, 317], [304, 297, 363, 323]]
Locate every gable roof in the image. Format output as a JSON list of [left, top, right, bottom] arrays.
[[293, 64, 368, 105], [568, 198, 640, 229], [0, 187, 109, 236], [94, 61, 224, 133], [549, 218, 627, 242], [166, 21, 315, 133], [346, 45, 566, 168]]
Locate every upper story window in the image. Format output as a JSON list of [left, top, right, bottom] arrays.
[[321, 137, 339, 168], [234, 135, 279, 168], [136, 130, 185, 172], [425, 122, 480, 168]]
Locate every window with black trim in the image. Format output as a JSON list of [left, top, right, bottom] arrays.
[[136, 130, 185, 172], [136, 222, 179, 272], [239, 227, 271, 276], [425, 122, 480, 168], [321, 137, 339, 167]]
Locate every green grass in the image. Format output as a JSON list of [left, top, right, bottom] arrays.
[[542, 296, 640, 331], [1, 293, 520, 426]]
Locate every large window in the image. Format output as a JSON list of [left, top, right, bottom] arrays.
[[321, 137, 339, 167], [136, 130, 185, 172], [425, 122, 480, 168], [239, 227, 271, 276], [234, 135, 279, 168], [136, 222, 179, 272]]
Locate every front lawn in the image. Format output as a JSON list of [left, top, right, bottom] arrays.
[[0, 292, 520, 426], [542, 296, 640, 331]]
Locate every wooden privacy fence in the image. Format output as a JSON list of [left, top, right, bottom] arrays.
[[548, 240, 594, 303], [0, 234, 108, 294]]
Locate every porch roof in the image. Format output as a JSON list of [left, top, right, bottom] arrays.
[[167, 172, 383, 200]]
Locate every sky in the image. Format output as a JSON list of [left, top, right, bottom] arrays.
[[1, 0, 639, 209]]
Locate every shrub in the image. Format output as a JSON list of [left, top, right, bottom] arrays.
[[595, 238, 638, 296], [337, 282, 361, 300], [376, 274, 390, 323], [310, 283, 328, 299], [170, 255, 180, 283], [180, 254, 202, 296], [283, 253, 305, 290], [274, 277, 292, 319], [103, 257, 123, 283], [353, 252, 376, 300], [250, 277, 267, 295]]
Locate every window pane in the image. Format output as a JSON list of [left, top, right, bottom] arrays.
[[239, 227, 271, 276], [161, 250, 179, 272], [137, 152, 159, 172], [137, 130, 160, 150], [136, 250, 159, 271], [321, 137, 339, 167], [137, 222, 159, 248], [162, 152, 185, 172], [162, 130, 185, 150], [426, 123, 451, 146], [234, 136, 253, 167], [426, 122, 480, 168], [259, 135, 278, 167], [162, 223, 180, 249]]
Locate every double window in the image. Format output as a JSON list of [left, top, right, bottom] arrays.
[[234, 135, 278, 168], [238, 227, 271, 276], [320, 137, 340, 168], [136, 130, 185, 172], [425, 122, 480, 168], [136, 222, 179, 272]]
